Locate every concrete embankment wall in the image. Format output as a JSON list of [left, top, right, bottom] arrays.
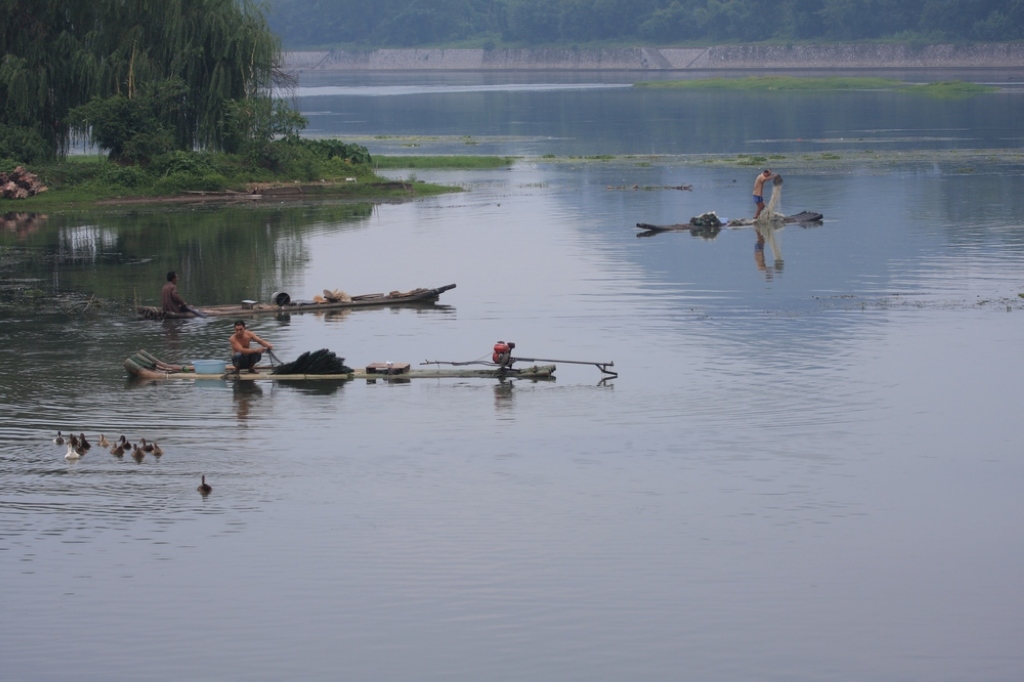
[[284, 43, 1024, 71]]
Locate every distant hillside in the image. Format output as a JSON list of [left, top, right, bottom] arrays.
[[266, 0, 1024, 49]]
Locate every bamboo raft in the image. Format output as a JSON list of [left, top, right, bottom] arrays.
[[137, 283, 456, 320], [124, 349, 556, 382], [636, 210, 823, 233]]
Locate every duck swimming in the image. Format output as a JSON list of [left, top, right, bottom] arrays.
[[53, 431, 65, 445], [150, 442, 164, 457], [197, 475, 212, 495], [98, 434, 110, 447], [78, 433, 91, 451], [64, 442, 81, 460], [110, 441, 125, 457], [141, 438, 154, 453], [131, 443, 145, 462]]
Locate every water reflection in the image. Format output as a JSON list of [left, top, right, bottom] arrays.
[[232, 379, 264, 421], [754, 223, 784, 279], [493, 380, 515, 416], [0, 202, 379, 307], [0, 212, 47, 238], [274, 379, 345, 397]]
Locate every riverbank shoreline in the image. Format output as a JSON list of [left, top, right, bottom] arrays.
[[284, 43, 1024, 71]]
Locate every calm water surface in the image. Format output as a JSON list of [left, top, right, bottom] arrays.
[[2, 72, 1023, 681]]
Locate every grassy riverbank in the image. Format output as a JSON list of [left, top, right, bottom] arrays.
[[634, 77, 998, 97], [1, 151, 462, 211]]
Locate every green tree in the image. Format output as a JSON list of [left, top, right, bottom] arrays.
[[69, 79, 185, 164], [0, 0, 293, 161]]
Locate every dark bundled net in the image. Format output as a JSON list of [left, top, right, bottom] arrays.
[[272, 349, 353, 375], [689, 211, 722, 228]]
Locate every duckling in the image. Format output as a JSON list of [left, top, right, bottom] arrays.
[[150, 442, 164, 457], [53, 431, 65, 445], [68, 434, 86, 455], [141, 438, 154, 453], [110, 441, 125, 457], [97, 434, 110, 448], [78, 433, 91, 451], [197, 475, 212, 495], [131, 443, 145, 462], [64, 442, 81, 460]]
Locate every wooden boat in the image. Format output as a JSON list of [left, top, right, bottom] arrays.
[[636, 211, 823, 233], [124, 349, 556, 382], [137, 283, 456, 320]]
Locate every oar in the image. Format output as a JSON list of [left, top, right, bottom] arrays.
[[185, 305, 208, 318]]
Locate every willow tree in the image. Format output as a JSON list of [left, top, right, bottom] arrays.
[[0, 1, 102, 158], [0, 0, 290, 161]]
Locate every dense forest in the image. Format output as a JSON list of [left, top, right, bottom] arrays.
[[265, 0, 1024, 48]]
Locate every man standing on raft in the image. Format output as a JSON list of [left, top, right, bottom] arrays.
[[752, 168, 778, 219]]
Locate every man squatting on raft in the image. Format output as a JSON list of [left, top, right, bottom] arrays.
[[230, 320, 273, 373], [753, 168, 778, 219]]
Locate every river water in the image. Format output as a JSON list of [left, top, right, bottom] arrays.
[[2, 71, 1023, 681]]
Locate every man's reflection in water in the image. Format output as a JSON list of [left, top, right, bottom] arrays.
[[754, 222, 784, 280], [233, 380, 264, 421], [162, 318, 184, 350]]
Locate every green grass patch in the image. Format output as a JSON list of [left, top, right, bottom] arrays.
[[3, 144, 466, 210], [635, 76, 904, 91], [373, 155, 517, 169], [635, 77, 997, 98], [900, 81, 998, 98]]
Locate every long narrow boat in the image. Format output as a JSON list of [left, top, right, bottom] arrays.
[[124, 349, 556, 382], [137, 283, 456, 320]]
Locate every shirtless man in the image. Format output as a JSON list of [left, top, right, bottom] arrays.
[[230, 320, 273, 373], [752, 168, 777, 219]]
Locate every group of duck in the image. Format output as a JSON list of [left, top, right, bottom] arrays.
[[54, 431, 163, 462], [54, 431, 211, 495]]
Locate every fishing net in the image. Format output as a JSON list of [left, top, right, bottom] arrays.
[[689, 211, 722, 228], [271, 349, 353, 375]]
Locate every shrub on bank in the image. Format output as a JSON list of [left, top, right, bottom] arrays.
[[9, 138, 378, 200]]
